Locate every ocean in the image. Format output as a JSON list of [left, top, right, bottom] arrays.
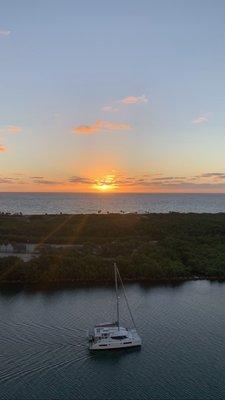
[[1, 192, 225, 214]]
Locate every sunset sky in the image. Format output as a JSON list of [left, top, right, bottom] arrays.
[[1, 0, 225, 192]]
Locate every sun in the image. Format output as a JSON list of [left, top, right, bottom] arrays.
[[93, 174, 118, 192], [97, 184, 111, 191]]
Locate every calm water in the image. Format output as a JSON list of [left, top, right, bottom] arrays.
[[1, 192, 225, 214], [1, 281, 225, 399]]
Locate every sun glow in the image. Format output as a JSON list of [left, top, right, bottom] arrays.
[[93, 174, 118, 191]]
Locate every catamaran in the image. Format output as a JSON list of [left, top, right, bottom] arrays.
[[88, 263, 142, 350]]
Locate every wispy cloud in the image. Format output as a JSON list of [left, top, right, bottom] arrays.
[[200, 172, 225, 179], [0, 125, 22, 153], [32, 177, 62, 185], [192, 113, 211, 124], [152, 176, 184, 181], [0, 125, 22, 134], [68, 176, 94, 184], [2, 171, 225, 192], [73, 120, 132, 135], [0, 29, 11, 37], [101, 94, 148, 113], [101, 106, 119, 113], [30, 176, 44, 179], [68, 173, 177, 189], [0, 176, 21, 184], [6, 125, 22, 133], [0, 175, 63, 186], [119, 95, 148, 105], [67, 171, 225, 192]]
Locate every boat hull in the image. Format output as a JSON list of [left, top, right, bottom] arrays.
[[89, 339, 142, 351]]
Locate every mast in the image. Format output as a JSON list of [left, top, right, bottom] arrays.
[[117, 266, 136, 329], [114, 262, 120, 330]]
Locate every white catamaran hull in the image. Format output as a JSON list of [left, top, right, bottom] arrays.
[[89, 338, 142, 350], [89, 327, 142, 350]]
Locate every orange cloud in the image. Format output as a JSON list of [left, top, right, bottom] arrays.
[[120, 95, 148, 105], [6, 125, 22, 133], [0, 145, 6, 152], [0, 125, 22, 134], [73, 120, 132, 135]]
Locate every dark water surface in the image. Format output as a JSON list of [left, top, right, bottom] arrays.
[[1, 192, 225, 214], [1, 280, 225, 399]]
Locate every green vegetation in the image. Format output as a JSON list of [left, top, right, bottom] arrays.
[[1, 213, 225, 285]]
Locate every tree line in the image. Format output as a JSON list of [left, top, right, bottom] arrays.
[[1, 213, 225, 285]]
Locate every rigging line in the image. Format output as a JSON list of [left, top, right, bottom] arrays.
[[116, 266, 136, 329], [114, 262, 120, 329]]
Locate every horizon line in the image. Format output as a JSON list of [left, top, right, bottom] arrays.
[[0, 191, 225, 195]]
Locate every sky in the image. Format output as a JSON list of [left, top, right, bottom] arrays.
[[1, 0, 225, 192]]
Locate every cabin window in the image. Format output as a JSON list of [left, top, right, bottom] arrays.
[[111, 335, 127, 340]]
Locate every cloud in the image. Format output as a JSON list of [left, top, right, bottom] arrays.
[[32, 177, 62, 185], [67, 174, 188, 189], [119, 95, 148, 105], [33, 179, 62, 185], [192, 115, 209, 124], [0, 176, 19, 184], [200, 172, 225, 179], [0, 174, 63, 186], [121, 173, 225, 190], [0, 29, 11, 36], [3, 170, 225, 192], [136, 172, 225, 190], [34, 171, 225, 190], [6, 125, 22, 133], [101, 106, 119, 113], [96, 171, 225, 190], [69, 174, 130, 188], [0, 125, 22, 134], [152, 176, 185, 181], [68, 176, 94, 184], [73, 120, 132, 135], [192, 172, 225, 182], [101, 94, 148, 113], [0, 126, 22, 153]]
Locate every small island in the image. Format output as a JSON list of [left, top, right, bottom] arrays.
[[1, 212, 225, 286]]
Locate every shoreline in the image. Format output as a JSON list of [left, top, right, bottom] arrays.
[[1, 275, 225, 291]]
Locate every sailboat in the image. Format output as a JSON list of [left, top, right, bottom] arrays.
[[88, 263, 142, 350]]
